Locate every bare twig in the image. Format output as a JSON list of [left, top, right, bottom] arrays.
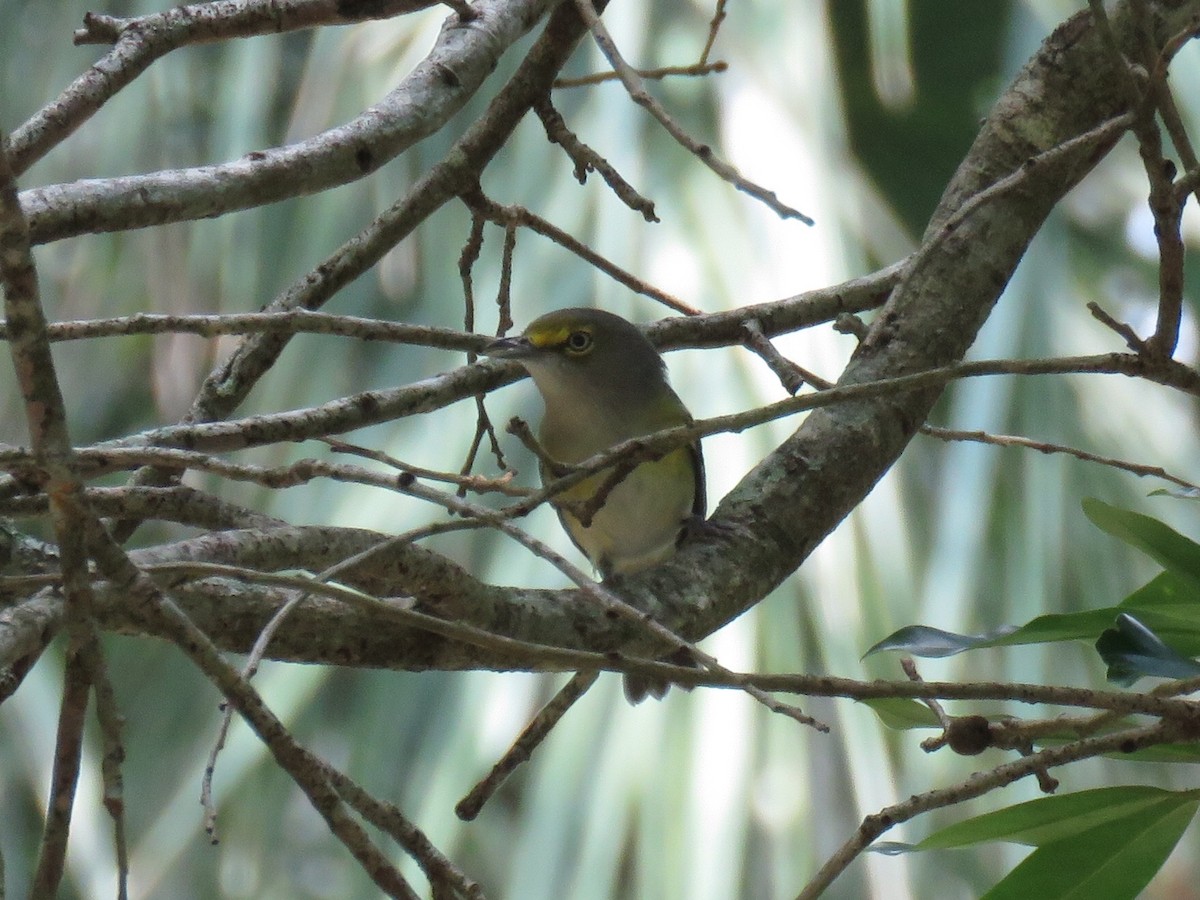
[[900, 658, 952, 749], [462, 188, 696, 313], [2, 136, 114, 900], [922, 425, 1200, 492], [456, 670, 600, 819], [323, 438, 525, 496], [456, 213, 509, 485], [1087, 300, 1151, 352], [569, 0, 813, 224], [554, 60, 727, 88], [31, 646, 92, 900], [796, 720, 1183, 900], [322, 763, 484, 898], [741, 319, 824, 394], [699, 0, 728, 65], [1087, 0, 1187, 359], [92, 664, 130, 900], [533, 95, 659, 221], [85, 522, 422, 899], [0, 310, 482, 350]]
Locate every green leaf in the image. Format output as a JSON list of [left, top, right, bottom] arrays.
[[1094, 614, 1200, 685], [981, 794, 1199, 900], [1117, 572, 1200, 655], [1083, 498, 1200, 590], [1030, 722, 1200, 764], [1122, 571, 1200, 610], [866, 571, 1200, 660], [864, 612, 1135, 660], [915, 786, 1191, 850], [863, 624, 1017, 658], [1148, 487, 1200, 501], [858, 697, 941, 730], [1114, 742, 1200, 763], [866, 507, 1200, 662]]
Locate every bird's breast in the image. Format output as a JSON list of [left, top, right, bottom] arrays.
[[555, 446, 695, 577]]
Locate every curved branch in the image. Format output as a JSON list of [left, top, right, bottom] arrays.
[[12, 0, 447, 174], [73, 269, 898, 455], [19, 0, 561, 244], [623, 0, 1198, 643], [9, 2, 1198, 680]]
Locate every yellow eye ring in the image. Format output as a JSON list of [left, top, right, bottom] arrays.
[[564, 330, 593, 354]]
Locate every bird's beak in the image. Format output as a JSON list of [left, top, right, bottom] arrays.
[[482, 334, 534, 359]]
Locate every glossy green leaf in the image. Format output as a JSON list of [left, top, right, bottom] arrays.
[[1083, 499, 1200, 590], [1113, 743, 1200, 763], [1030, 722, 1200, 764], [1123, 571, 1200, 609], [1148, 487, 1200, 501], [863, 610, 1139, 659], [866, 572, 1200, 660], [981, 793, 1199, 900], [1116, 572, 1200, 655], [858, 697, 941, 730], [866, 507, 1200, 661], [863, 624, 1016, 657], [915, 786, 1192, 850]]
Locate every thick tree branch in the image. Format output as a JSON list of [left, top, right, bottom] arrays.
[[13, 0, 448, 174], [610, 0, 1200, 645], [5, 2, 1197, 685], [18, 0, 562, 244]]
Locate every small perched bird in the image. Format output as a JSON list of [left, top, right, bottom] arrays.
[[485, 308, 705, 700]]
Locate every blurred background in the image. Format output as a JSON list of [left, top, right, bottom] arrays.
[[2, 0, 1199, 897]]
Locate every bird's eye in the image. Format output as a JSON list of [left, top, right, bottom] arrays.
[[564, 330, 593, 354]]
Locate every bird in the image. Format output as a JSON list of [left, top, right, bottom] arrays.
[[485, 308, 705, 700]]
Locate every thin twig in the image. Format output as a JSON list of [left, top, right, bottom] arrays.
[[92, 666, 130, 900], [2, 134, 114, 900], [532, 95, 659, 221], [322, 763, 484, 898], [462, 188, 696, 313], [456, 670, 600, 819], [795, 720, 1182, 899], [1088, 0, 1187, 358], [200, 515, 441, 842], [569, 0, 813, 224], [456, 213, 507, 487], [741, 319, 823, 394], [322, 438, 525, 496], [900, 658, 951, 748], [699, 0, 728, 65], [922, 425, 1200, 492], [85, 522, 422, 899], [1087, 300, 1150, 352], [31, 650, 92, 899], [554, 60, 727, 88], [0, 309, 483, 350]]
